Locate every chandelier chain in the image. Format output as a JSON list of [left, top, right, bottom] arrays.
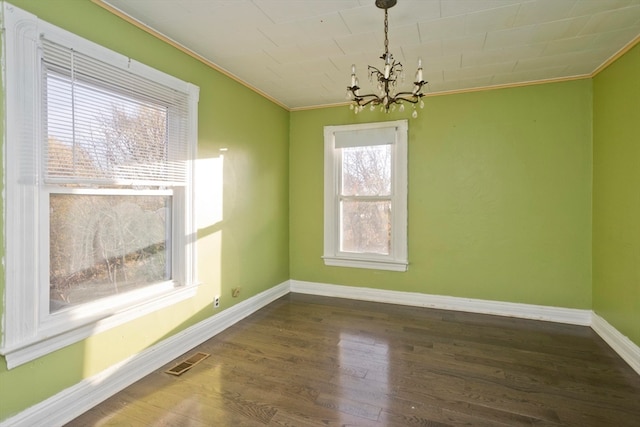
[[384, 9, 389, 57]]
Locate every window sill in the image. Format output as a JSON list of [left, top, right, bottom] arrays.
[[0, 284, 199, 369], [323, 256, 408, 272]]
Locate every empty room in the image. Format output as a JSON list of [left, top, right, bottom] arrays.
[[1, 0, 639, 426]]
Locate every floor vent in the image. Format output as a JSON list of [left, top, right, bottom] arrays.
[[165, 351, 210, 376]]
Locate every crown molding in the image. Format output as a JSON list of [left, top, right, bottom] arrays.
[[92, 0, 638, 113], [291, 74, 593, 112], [90, 0, 289, 111], [592, 33, 640, 76]]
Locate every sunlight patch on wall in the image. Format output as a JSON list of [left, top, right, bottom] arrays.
[[195, 155, 224, 229]]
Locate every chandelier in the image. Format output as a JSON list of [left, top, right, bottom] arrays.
[[346, 0, 427, 118]]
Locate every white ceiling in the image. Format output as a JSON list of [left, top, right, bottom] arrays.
[[100, 0, 640, 110]]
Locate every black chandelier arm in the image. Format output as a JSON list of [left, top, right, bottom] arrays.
[[350, 93, 425, 108], [393, 86, 428, 99], [352, 93, 384, 107], [367, 65, 384, 77], [348, 87, 428, 107], [388, 95, 422, 105], [347, 84, 387, 103], [347, 85, 380, 103]]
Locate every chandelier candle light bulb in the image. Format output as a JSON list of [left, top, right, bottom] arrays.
[[346, 0, 427, 117]]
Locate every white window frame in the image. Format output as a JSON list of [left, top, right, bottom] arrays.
[[323, 120, 408, 271], [1, 3, 200, 369]]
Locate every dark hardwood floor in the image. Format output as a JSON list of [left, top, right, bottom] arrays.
[[66, 293, 640, 426]]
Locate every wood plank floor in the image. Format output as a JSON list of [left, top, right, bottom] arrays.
[[66, 293, 640, 426]]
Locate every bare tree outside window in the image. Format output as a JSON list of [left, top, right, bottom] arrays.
[[97, 105, 169, 179], [49, 194, 169, 311], [47, 78, 173, 312]]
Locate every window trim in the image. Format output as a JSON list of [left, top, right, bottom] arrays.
[[1, 3, 200, 369], [323, 120, 408, 272]]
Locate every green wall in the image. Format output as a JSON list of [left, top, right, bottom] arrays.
[[593, 43, 640, 346], [0, 0, 289, 420], [290, 80, 593, 308], [1, 0, 638, 423]]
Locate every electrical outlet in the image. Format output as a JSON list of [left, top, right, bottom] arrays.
[[214, 296, 220, 308]]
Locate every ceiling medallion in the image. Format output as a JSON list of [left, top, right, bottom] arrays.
[[346, 0, 427, 118]]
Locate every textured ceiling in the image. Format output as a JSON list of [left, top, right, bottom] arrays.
[[99, 0, 640, 110]]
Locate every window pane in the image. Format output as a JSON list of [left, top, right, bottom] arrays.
[[49, 194, 171, 313], [341, 144, 391, 196], [340, 200, 391, 255]]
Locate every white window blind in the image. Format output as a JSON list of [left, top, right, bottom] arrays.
[[334, 126, 396, 148], [41, 38, 190, 186]]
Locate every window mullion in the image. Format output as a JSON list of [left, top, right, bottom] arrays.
[[339, 195, 392, 202]]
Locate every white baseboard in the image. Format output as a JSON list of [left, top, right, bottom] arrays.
[[290, 280, 640, 376], [1, 281, 290, 427], [290, 280, 592, 326], [591, 312, 640, 376], [4, 279, 638, 426]]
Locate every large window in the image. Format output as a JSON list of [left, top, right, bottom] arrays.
[[1, 4, 199, 368], [323, 120, 408, 271]]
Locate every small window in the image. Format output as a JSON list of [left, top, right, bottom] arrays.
[[323, 120, 408, 271], [1, 4, 199, 368]]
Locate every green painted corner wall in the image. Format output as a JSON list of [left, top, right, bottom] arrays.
[[290, 80, 593, 309], [0, 0, 289, 420], [593, 43, 640, 346]]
